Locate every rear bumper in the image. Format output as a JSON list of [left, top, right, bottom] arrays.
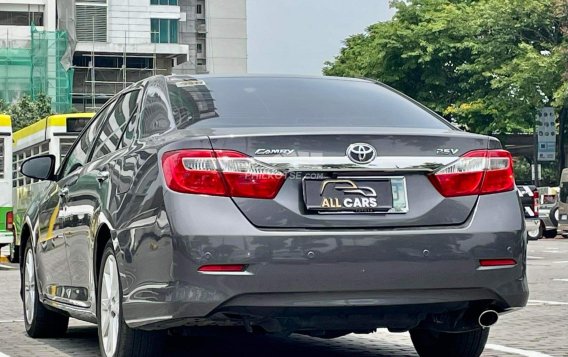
[[117, 190, 528, 330]]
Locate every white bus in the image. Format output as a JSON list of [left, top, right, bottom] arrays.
[[9, 113, 94, 262], [0, 114, 12, 254]]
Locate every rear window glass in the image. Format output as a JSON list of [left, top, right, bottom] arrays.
[[166, 77, 451, 129]]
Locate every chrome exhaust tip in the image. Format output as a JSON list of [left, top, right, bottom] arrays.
[[478, 310, 499, 328]]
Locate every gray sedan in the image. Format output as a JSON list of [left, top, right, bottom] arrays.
[[18, 75, 527, 357]]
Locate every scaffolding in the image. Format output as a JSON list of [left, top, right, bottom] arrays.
[[31, 25, 73, 113], [72, 27, 169, 111], [0, 25, 73, 113], [72, 51, 162, 111]]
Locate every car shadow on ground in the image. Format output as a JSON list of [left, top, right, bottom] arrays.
[[37, 325, 418, 357]]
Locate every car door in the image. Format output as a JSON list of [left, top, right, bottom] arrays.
[[35, 180, 71, 299], [41, 102, 115, 305], [64, 90, 140, 297]]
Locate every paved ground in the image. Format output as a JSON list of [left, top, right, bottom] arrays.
[[0, 239, 567, 357]]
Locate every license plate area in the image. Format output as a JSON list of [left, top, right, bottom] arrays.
[[303, 176, 409, 214]]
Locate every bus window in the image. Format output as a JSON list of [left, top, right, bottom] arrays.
[[0, 136, 4, 180]]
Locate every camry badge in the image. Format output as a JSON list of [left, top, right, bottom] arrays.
[[255, 149, 295, 156], [346, 143, 377, 164]]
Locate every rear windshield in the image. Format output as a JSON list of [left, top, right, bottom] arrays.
[[166, 77, 451, 129]]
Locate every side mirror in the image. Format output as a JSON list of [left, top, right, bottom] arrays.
[[20, 155, 56, 181]]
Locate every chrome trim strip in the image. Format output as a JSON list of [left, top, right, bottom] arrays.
[[44, 294, 91, 308], [476, 265, 517, 271], [125, 315, 175, 326], [255, 156, 457, 172], [42, 297, 97, 323]]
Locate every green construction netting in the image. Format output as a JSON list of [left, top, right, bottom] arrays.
[[0, 47, 32, 102], [0, 25, 73, 113]]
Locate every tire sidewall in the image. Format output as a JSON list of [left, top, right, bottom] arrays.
[[550, 206, 559, 227], [22, 241, 37, 332], [97, 241, 124, 357]]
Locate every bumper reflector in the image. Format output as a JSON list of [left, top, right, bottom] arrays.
[[479, 259, 517, 267], [198, 264, 248, 273]]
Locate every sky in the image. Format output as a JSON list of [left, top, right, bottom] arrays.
[[246, 0, 396, 75]]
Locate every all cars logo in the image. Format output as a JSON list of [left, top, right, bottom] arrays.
[[319, 179, 379, 208]]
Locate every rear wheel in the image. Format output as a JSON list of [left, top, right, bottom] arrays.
[[22, 239, 69, 338], [97, 241, 165, 357], [410, 328, 489, 357]]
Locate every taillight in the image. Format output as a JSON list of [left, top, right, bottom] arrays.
[[533, 190, 540, 218], [429, 149, 515, 197], [479, 258, 517, 267], [6, 211, 13, 231], [162, 149, 285, 199], [198, 264, 248, 273]]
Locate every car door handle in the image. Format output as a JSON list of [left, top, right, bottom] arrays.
[[96, 171, 110, 182], [59, 187, 69, 197]]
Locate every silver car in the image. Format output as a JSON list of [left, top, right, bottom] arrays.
[[18, 75, 528, 357]]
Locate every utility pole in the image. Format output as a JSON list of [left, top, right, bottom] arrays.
[[559, 108, 567, 175], [534, 118, 540, 187]]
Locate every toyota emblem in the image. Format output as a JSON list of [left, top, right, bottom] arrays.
[[346, 143, 377, 164]]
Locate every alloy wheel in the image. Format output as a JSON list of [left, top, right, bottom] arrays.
[[100, 254, 120, 357], [24, 249, 35, 323]]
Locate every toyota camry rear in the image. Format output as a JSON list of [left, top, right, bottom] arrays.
[[118, 75, 527, 356], [19, 75, 528, 357]]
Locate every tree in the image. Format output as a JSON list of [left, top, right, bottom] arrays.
[[324, 0, 567, 135], [0, 99, 8, 114], [9, 93, 53, 131]]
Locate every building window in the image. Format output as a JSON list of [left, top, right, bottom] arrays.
[[151, 19, 178, 44], [0, 11, 44, 26], [76, 1, 108, 42], [196, 43, 203, 54], [151, 0, 177, 5], [196, 4, 203, 14]]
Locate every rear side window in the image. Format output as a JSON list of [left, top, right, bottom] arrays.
[[91, 90, 139, 161], [61, 101, 115, 177], [166, 77, 452, 129]]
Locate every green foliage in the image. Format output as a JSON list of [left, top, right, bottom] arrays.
[[9, 93, 53, 131], [513, 156, 531, 183], [0, 99, 8, 114], [324, 0, 568, 135]]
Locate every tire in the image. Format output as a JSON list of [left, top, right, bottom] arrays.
[[22, 239, 69, 338], [550, 206, 559, 227], [544, 229, 558, 239], [410, 328, 489, 357], [97, 240, 165, 357], [527, 223, 543, 240]]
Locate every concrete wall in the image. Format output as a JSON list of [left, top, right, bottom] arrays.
[[107, 0, 182, 46], [206, 0, 247, 74], [0, 0, 54, 45]]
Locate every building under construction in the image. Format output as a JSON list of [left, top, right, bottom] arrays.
[[0, 0, 247, 112]]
